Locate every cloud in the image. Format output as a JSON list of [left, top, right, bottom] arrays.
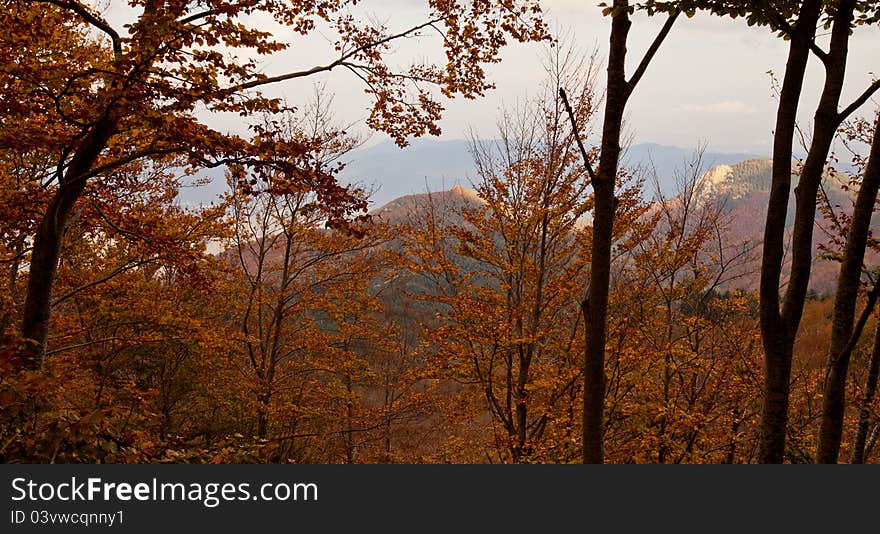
[[679, 101, 759, 114]]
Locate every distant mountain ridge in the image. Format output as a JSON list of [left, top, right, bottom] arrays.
[[369, 183, 484, 224], [689, 157, 861, 294], [339, 139, 765, 208], [695, 158, 774, 201], [176, 139, 766, 208], [368, 157, 865, 295]]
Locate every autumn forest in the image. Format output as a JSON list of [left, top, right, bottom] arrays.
[[2, 0, 880, 464]]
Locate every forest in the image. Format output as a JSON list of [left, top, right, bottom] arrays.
[[1, 0, 880, 464]]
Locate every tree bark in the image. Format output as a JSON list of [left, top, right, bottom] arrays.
[[580, 1, 677, 464], [256, 391, 270, 439], [582, 0, 631, 464], [757, 0, 831, 463], [19, 118, 116, 369], [819, 115, 880, 463]]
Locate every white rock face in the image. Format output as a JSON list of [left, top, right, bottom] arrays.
[[695, 164, 733, 201]]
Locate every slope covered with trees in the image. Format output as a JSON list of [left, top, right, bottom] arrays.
[[2, 0, 880, 464]]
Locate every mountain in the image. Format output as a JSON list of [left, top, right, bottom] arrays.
[[695, 158, 775, 201], [368, 157, 865, 295], [339, 139, 765, 208], [192, 134, 865, 296], [694, 158, 865, 294], [624, 143, 763, 195], [340, 139, 477, 209], [369, 184, 483, 224], [174, 139, 767, 208]]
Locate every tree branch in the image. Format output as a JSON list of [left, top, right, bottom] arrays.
[[764, 7, 828, 64], [45, 337, 152, 357], [839, 79, 880, 123], [51, 257, 159, 307], [37, 0, 121, 55], [78, 147, 185, 184], [626, 10, 680, 95], [559, 88, 598, 184], [230, 18, 443, 92], [178, 8, 223, 25], [827, 277, 880, 382], [0, 247, 32, 264]]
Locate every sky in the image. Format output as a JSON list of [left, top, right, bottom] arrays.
[[427, 1, 878, 154], [104, 1, 880, 155]]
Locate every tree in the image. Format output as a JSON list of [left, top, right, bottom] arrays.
[[639, 0, 825, 464], [767, 0, 880, 464], [222, 101, 433, 462], [643, 0, 880, 463], [608, 152, 761, 463], [402, 68, 595, 460], [0, 0, 548, 369], [226, 130, 378, 443], [567, 0, 680, 463], [0, 156, 233, 462], [817, 111, 880, 461], [851, 317, 880, 463]]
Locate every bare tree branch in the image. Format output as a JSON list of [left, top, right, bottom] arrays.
[[559, 88, 597, 183], [839, 79, 880, 123], [626, 10, 680, 95]]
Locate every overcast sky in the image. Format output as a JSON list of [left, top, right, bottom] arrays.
[[108, 1, 880, 154], [293, 1, 878, 153]]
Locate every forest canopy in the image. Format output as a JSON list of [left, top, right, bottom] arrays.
[[1, 0, 879, 464]]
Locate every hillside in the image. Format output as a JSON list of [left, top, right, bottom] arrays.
[[369, 158, 867, 295], [369, 184, 484, 228], [695, 158, 864, 294], [174, 140, 769, 209]]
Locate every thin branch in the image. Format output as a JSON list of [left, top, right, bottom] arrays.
[[77, 147, 185, 184], [827, 277, 880, 382], [626, 10, 680, 95], [45, 337, 140, 356], [559, 88, 597, 184], [0, 247, 32, 264], [235, 61, 346, 91], [839, 79, 880, 123], [51, 257, 159, 307], [230, 18, 443, 92], [178, 8, 223, 25], [267, 420, 391, 442]]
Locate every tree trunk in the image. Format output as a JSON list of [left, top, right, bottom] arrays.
[[257, 388, 271, 439], [819, 115, 880, 462], [579, 1, 678, 463], [515, 361, 530, 462], [851, 319, 880, 463], [345, 375, 355, 464], [583, 0, 631, 464], [19, 119, 116, 369], [757, 0, 830, 463], [779, 0, 854, 463]]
